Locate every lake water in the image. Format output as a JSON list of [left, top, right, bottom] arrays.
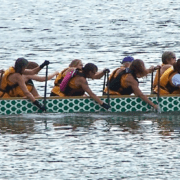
[[1, 112, 180, 179], [0, 0, 180, 179]]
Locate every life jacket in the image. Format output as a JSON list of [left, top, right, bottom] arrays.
[[0, 67, 19, 97], [63, 72, 85, 96], [0, 70, 10, 98], [60, 69, 78, 92], [104, 67, 123, 95], [108, 67, 138, 95], [54, 68, 68, 86], [51, 68, 81, 96], [0, 67, 35, 98], [14, 79, 34, 97], [156, 67, 180, 94], [51, 68, 68, 96]]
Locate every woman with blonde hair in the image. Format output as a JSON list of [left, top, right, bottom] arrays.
[[50, 59, 83, 96]]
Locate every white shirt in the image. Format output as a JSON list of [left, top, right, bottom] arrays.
[[172, 74, 180, 86]]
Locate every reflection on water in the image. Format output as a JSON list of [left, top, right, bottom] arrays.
[[1, 112, 180, 179], [0, 117, 35, 134], [1, 112, 180, 136]]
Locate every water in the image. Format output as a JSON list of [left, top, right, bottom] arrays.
[[1, 112, 180, 179], [1, 0, 180, 179], [1, 0, 180, 96]]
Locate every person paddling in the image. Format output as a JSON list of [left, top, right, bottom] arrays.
[[0, 58, 51, 111], [57, 63, 110, 110], [154, 59, 180, 95], [104, 59, 158, 110], [153, 51, 177, 93], [50, 59, 109, 97]]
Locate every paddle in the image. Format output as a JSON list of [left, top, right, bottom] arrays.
[[102, 71, 107, 95], [43, 64, 48, 112], [151, 71, 154, 94], [106, 71, 110, 106], [43, 64, 48, 128], [157, 67, 160, 106]]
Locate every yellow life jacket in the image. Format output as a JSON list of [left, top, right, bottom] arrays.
[[154, 67, 180, 94], [14, 79, 34, 97], [0, 67, 34, 98], [51, 68, 68, 96], [0, 67, 19, 97], [54, 68, 68, 86]]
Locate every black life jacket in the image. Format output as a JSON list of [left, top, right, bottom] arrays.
[[109, 68, 138, 95]]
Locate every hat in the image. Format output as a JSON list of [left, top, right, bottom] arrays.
[[121, 56, 134, 64]]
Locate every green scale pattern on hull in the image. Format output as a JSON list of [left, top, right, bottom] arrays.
[[0, 96, 180, 115]]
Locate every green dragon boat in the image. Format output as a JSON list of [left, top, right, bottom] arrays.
[[0, 94, 180, 115]]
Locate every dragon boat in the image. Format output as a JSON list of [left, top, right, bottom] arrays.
[[0, 94, 180, 115]]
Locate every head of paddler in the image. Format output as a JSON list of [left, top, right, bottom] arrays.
[[162, 51, 176, 65], [26, 61, 39, 69], [121, 56, 134, 68], [69, 59, 83, 70], [14, 57, 28, 74], [130, 59, 147, 78], [83, 63, 98, 79]]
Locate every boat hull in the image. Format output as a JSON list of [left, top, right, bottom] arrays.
[[0, 94, 180, 115]]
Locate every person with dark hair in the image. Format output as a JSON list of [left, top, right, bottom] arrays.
[[13, 61, 40, 97], [14, 61, 58, 98], [153, 51, 176, 91], [0, 58, 51, 111], [55, 63, 110, 110], [154, 59, 180, 94], [104, 59, 158, 110], [50, 59, 109, 97]]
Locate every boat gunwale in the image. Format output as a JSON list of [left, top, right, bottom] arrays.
[[0, 94, 179, 101]]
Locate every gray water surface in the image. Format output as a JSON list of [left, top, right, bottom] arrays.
[[1, 112, 180, 179]]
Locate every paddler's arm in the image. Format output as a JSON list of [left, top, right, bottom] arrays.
[[16, 74, 45, 111], [16, 74, 36, 102], [78, 77, 110, 109], [23, 60, 50, 75], [25, 71, 59, 82], [94, 68, 110, 79], [126, 74, 158, 109]]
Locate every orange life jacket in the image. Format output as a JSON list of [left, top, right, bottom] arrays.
[[154, 67, 180, 94], [0, 67, 34, 98], [51, 68, 68, 96], [0, 67, 18, 97]]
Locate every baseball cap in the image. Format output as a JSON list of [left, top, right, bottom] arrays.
[[121, 56, 134, 64]]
